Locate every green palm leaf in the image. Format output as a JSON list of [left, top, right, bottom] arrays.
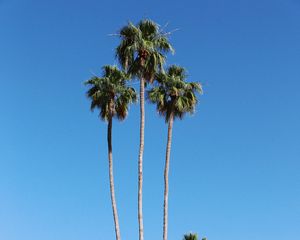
[[147, 65, 202, 122], [85, 65, 137, 121], [116, 19, 174, 81]]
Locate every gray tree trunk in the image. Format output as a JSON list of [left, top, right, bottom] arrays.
[[163, 113, 174, 240], [138, 76, 145, 240], [107, 114, 121, 240]]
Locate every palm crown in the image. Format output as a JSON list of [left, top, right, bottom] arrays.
[[183, 233, 198, 240], [85, 65, 137, 121], [147, 65, 202, 122], [116, 19, 174, 82]]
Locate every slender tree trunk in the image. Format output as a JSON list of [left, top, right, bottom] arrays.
[[107, 114, 121, 240], [163, 113, 174, 240], [138, 76, 145, 240]]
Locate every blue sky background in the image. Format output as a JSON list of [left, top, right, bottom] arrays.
[[0, 0, 299, 240]]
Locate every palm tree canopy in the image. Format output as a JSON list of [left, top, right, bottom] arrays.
[[147, 65, 202, 122], [116, 19, 174, 82], [183, 233, 198, 240], [85, 65, 137, 121]]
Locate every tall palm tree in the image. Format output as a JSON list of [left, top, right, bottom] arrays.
[[85, 65, 137, 240], [116, 19, 174, 240], [148, 65, 202, 240]]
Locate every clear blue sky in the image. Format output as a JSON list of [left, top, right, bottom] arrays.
[[0, 0, 299, 239]]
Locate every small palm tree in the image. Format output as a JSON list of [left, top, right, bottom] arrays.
[[148, 65, 202, 240], [85, 65, 137, 240], [183, 233, 206, 240], [116, 19, 174, 240], [183, 233, 198, 240]]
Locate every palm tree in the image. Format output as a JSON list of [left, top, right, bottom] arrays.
[[183, 233, 198, 240], [116, 19, 174, 240], [85, 65, 137, 240], [148, 65, 202, 240], [183, 233, 206, 240]]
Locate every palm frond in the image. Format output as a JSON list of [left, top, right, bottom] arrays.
[[85, 65, 137, 121], [147, 65, 202, 122], [183, 233, 198, 240], [116, 19, 174, 82]]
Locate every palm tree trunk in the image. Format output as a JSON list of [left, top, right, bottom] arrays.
[[138, 76, 145, 240], [107, 114, 121, 240], [163, 113, 174, 240]]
